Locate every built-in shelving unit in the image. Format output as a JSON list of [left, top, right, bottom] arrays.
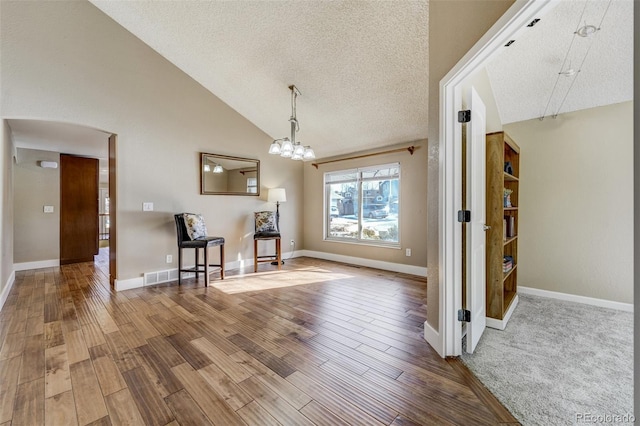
[[486, 131, 520, 330]]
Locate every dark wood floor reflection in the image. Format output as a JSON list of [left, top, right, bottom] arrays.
[[0, 255, 518, 425]]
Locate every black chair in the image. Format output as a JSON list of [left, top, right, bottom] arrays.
[[253, 211, 281, 272], [174, 213, 225, 286]]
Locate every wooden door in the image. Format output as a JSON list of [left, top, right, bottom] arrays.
[[60, 154, 99, 264]]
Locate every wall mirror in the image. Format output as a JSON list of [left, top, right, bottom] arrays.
[[200, 153, 260, 195]]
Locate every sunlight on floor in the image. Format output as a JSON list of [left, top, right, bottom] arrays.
[[211, 265, 354, 294]]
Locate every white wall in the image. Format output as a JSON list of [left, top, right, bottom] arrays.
[[504, 102, 633, 304], [1, 1, 303, 281], [0, 120, 15, 306]]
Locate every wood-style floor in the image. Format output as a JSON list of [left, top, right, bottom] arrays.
[[0, 253, 519, 425]]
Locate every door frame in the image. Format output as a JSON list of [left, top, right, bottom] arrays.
[[432, 0, 557, 357], [108, 134, 117, 286]]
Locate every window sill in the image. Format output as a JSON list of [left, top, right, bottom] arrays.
[[323, 237, 401, 250]]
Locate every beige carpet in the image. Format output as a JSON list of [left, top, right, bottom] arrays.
[[461, 294, 633, 426]]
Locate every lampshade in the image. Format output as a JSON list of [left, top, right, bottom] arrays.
[[280, 139, 294, 157], [213, 164, 223, 173], [268, 188, 287, 203], [203, 164, 211, 172], [303, 146, 315, 160], [268, 140, 281, 154]]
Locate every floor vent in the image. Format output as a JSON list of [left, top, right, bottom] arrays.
[[143, 268, 187, 286]]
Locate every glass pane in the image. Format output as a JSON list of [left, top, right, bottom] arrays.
[[360, 177, 399, 242], [327, 181, 359, 239], [325, 170, 357, 183], [361, 164, 399, 180]]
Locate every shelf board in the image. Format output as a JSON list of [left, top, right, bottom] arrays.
[[503, 264, 517, 281], [503, 235, 518, 246], [503, 290, 517, 313], [504, 172, 519, 181], [504, 207, 518, 211]]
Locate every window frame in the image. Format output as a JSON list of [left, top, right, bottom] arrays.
[[323, 162, 400, 248]]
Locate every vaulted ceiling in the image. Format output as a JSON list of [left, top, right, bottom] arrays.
[[9, 1, 634, 159]]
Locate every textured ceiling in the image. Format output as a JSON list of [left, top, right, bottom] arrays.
[[486, 0, 633, 124], [89, 0, 429, 159]]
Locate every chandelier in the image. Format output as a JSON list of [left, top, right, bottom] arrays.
[[268, 85, 315, 161]]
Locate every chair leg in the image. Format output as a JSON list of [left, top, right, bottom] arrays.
[[178, 247, 182, 285], [204, 246, 210, 287], [220, 244, 225, 280], [276, 239, 282, 271], [195, 248, 200, 279], [254, 239, 258, 273]]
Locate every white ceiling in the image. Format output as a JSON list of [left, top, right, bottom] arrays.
[[9, 1, 633, 159], [487, 0, 633, 124]]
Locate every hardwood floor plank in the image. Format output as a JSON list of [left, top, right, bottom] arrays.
[[104, 331, 140, 373], [44, 321, 64, 349], [18, 334, 45, 384], [287, 370, 389, 426], [197, 363, 253, 410], [5, 257, 515, 426], [134, 344, 183, 397], [236, 400, 282, 426], [226, 349, 312, 410], [0, 332, 25, 359], [45, 344, 72, 398], [191, 337, 251, 383], [13, 377, 45, 426], [45, 390, 78, 426], [166, 332, 212, 370], [70, 358, 108, 425], [0, 356, 21, 423], [80, 323, 105, 348], [164, 389, 214, 426], [121, 367, 175, 426], [227, 333, 295, 378], [91, 351, 127, 396], [171, 362, 245, 426], [104, 387, 146, 426], [238, 375, 315, 426], [65, 329, 90, 364]]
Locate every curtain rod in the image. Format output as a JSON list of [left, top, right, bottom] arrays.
[[311, 146, 415, 169]]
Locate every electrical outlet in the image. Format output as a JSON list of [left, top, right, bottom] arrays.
[[142, 202, 154, 211], [166, 254, 172, 263], [290, 239, 295, 245], [405, 248, 412, 257]]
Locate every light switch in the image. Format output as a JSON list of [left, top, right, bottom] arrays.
[[142, 202, 154, 212], [44, 205, 54, 213]]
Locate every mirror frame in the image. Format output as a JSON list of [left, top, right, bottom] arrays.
[[200, 152, 260, 196]]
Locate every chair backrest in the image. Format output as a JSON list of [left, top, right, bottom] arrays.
[[174, 213, 192, 244]]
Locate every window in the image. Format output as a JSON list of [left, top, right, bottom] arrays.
[[325, 163, 400, 245], [247, 177, 258, 194]]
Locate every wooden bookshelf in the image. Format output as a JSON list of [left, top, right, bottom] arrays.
[[486, 131, 520, 330]]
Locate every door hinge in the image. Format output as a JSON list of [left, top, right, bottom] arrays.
[[458, 309, 471, 322], [458, 110, 471, 123], [457, 210, 471, 223]]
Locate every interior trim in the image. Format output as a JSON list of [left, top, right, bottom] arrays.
[[0, 270, 16, 312], [519, 286, 633, 313], [14, 259, 59, 271]]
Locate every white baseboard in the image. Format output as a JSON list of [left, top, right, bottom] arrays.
[[519, 286, 633, 313], [423, 320, 444, 357], [114, 277, 144, 291], [0, 270, 16, 312], [14, 259, 59, 271], [300, 250, 427, 277], [486, 295, 519, 330]]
